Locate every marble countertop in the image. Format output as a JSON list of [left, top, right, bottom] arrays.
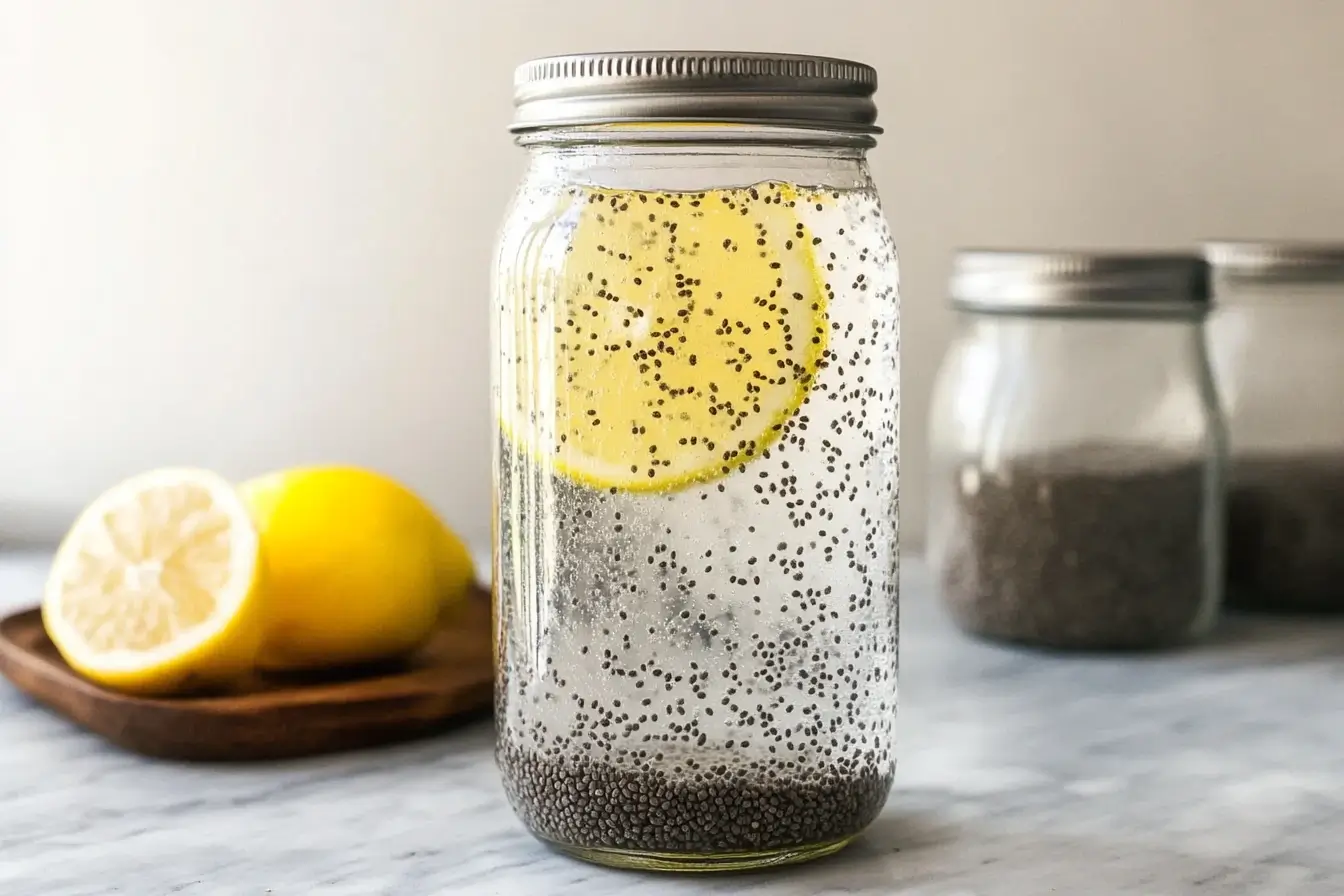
[[3, 550, 1344, 895]]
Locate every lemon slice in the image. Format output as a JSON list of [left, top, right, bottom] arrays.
[[500, 181, 829, 491], [42, 468, 264, 695]]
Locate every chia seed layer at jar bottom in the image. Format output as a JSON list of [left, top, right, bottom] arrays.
[[1226, 452, 1344, 612], [937, 443, 1212, 650], [497, 742, 892, 854]]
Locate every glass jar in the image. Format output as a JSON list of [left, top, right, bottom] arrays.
[[491, 52, 900, 871], [1205, 242, 1344, 612], [926, 251, 1225, 650]]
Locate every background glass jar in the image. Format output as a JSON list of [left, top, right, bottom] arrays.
[[491, 53, 900, 871], [926, 251, 1224, 650], [1205, 242, 1344, 612]]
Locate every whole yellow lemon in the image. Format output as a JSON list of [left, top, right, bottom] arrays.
[[239, 466, 475, 671]]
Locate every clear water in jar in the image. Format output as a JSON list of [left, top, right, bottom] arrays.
[[492, 177, 900, 859]]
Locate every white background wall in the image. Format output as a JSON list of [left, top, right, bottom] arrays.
[[1, 0, 1341, 549]]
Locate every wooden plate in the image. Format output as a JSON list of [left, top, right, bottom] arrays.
[[0, 586, 495, 762]]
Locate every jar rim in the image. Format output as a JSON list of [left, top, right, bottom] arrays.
[[512, 123, 878, 150]]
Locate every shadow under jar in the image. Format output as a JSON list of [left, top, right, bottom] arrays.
[[1205, 242, 1344, 613], [491, 52, 900, 872], [926, 251, 1225, 651]]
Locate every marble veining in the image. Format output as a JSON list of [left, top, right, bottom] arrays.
[[2, 551, 1343, 894]]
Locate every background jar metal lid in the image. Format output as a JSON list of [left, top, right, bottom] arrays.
[[510, 51, 880, 136], [1204, 241, 1344, 284], [949, 250, 1211, 319]]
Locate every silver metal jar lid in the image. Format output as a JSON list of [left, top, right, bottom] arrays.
[[950, 250, 1211, 319], [1204, 241, 1344, 284], [510, 51, 880, 136]]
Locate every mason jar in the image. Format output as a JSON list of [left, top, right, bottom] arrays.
[[926, 251, 1224, 650], [490, 52, 900, 871], [1205, 241, 1344, 612]]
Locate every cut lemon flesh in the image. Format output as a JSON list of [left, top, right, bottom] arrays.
[[42, 468, 264, 695], [499, 181, 829, 492]]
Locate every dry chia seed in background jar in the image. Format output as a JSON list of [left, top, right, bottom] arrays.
[[926, 251, 1225, 651], [491, 52, 899, 872], [1205, 242, 1344, 613]]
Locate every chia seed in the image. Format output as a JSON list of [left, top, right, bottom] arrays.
[[1226, 452, 1344, 612], [935, 443, 1215, 650], [497, 743, 892, 854]]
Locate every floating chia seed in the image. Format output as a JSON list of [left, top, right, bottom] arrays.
[[936, 443, 1213, 650], [1226, 452, 1344, 612], [497, 741, 892, 854]]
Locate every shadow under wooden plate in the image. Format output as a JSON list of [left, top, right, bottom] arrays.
[[0, 585, 495, 762]]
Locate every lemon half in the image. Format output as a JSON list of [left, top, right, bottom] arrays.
[[500, 181, 829, 492], [42, 468, 264, 695]]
